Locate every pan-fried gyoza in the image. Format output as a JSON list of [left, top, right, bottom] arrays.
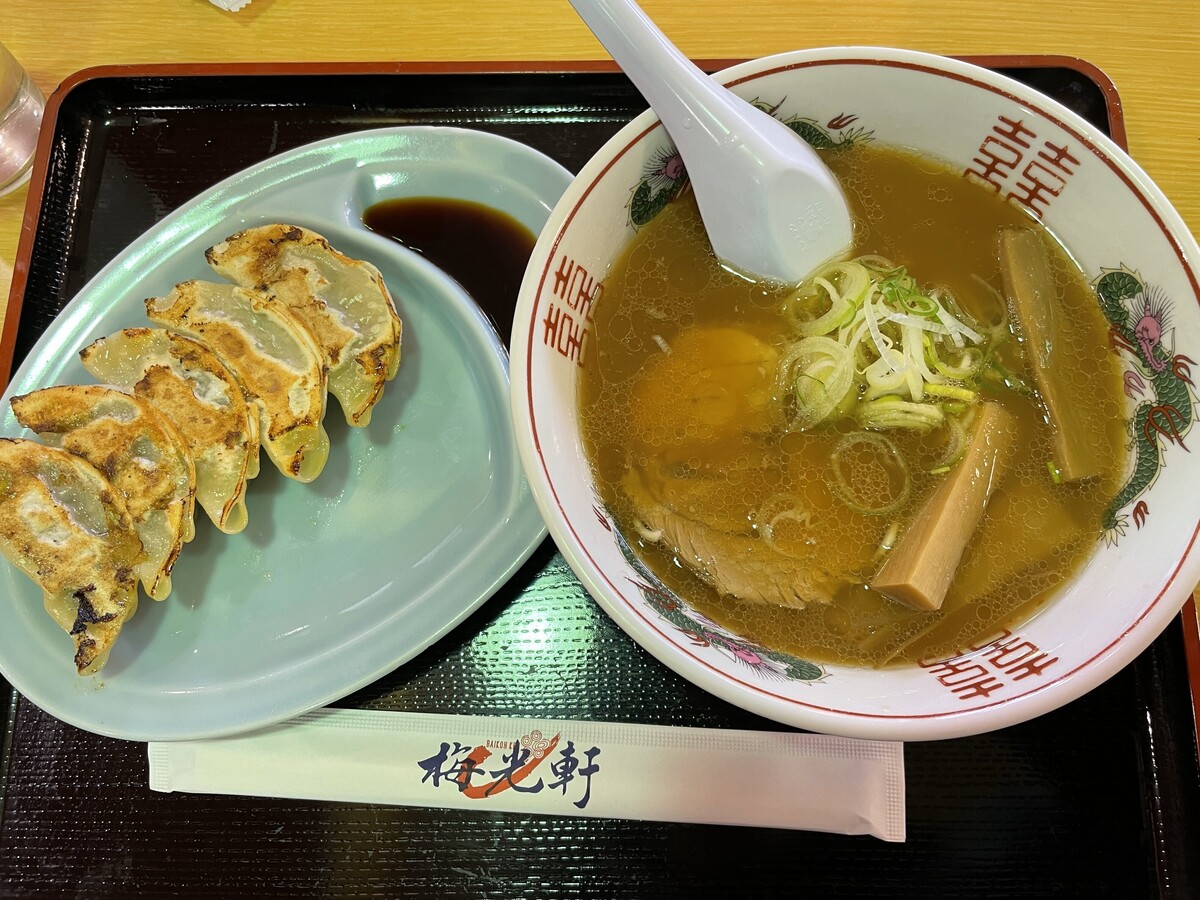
[[0, 226, 405, 674]]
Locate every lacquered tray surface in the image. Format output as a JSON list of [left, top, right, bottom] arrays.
[[0, 61, 1196, 898]]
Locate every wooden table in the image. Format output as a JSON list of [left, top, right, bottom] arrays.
[[2, 5, 1199, 894], [2, 0, 1198, 314]]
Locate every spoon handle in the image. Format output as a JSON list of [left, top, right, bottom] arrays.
[[570, 0, 852, 281], [568, 0, 746, 154]]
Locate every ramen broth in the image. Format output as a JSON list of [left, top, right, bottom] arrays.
[[578, 143, 1127, 666]]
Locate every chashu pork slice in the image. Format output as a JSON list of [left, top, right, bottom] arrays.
[[206, 224, 403, 427], [623, 469, 838, 609], [145, 280, 330, 483], [0, 438, 144, 674], [11, 385, 196, 601], [81, 327, 261, 534]]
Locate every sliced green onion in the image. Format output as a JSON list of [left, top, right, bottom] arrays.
[[830, 432, 912, 516], [930, 345, 984, 380], [984, 357, 1035, 398], [934, 416, 967, 467], [858, 397, 945, 432], [779, 336, 856, 428], [968, 273, 1011, 331], [785, 261, 870, 337], [1047, 460, 1063, 484], [925, 383, 977, 402], [779, 255, 988, 434], [873, 520, 902, 562], [887, 311, 951, 333], [934, 303, 983, 348], [900, 293, 940, 317], [863, 348, 908, 399], [757, 493, 817, 558], [795, 278, 855, 336], [862, 294, 895, 370], [859, 255, 896, 273]]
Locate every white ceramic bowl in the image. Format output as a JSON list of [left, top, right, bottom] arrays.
[[511, 47, 1200, 741]]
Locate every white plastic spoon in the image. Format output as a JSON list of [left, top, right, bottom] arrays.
[[569, 0, 853, 283]]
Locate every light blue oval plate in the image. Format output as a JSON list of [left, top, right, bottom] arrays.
[[0, 126, 570, 741]]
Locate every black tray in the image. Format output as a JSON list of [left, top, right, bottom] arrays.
[[0, 60, 1197, 898]]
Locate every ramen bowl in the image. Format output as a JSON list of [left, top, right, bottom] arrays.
[[510, 47, 1200, 741]]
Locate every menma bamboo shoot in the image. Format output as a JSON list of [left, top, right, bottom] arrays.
[[999, 228, 1103, 481], [871, 402, 1014, 611]]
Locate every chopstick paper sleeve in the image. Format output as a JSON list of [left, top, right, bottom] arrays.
[[148, 707, 906, 841]]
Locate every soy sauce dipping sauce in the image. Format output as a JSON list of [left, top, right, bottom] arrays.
[[363, 197, 536, 346]]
